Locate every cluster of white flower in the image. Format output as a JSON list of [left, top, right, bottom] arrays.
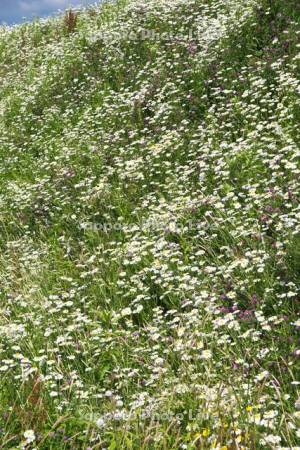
[[0, 0, 299, 447]]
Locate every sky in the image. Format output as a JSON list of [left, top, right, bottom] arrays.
[[0, 0, 98, 25]]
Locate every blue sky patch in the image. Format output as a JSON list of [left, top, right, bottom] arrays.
[[1, 0, 97, 25]]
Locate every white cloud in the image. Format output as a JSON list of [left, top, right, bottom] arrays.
[[18, 0, 83, 14], [18, 1, 39, 13], [44, 0, 75, 7]]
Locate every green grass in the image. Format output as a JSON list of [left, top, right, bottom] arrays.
[[0, 0, 300, 448]]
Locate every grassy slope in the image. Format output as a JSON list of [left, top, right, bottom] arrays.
[[0, 0, 300, 448]]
